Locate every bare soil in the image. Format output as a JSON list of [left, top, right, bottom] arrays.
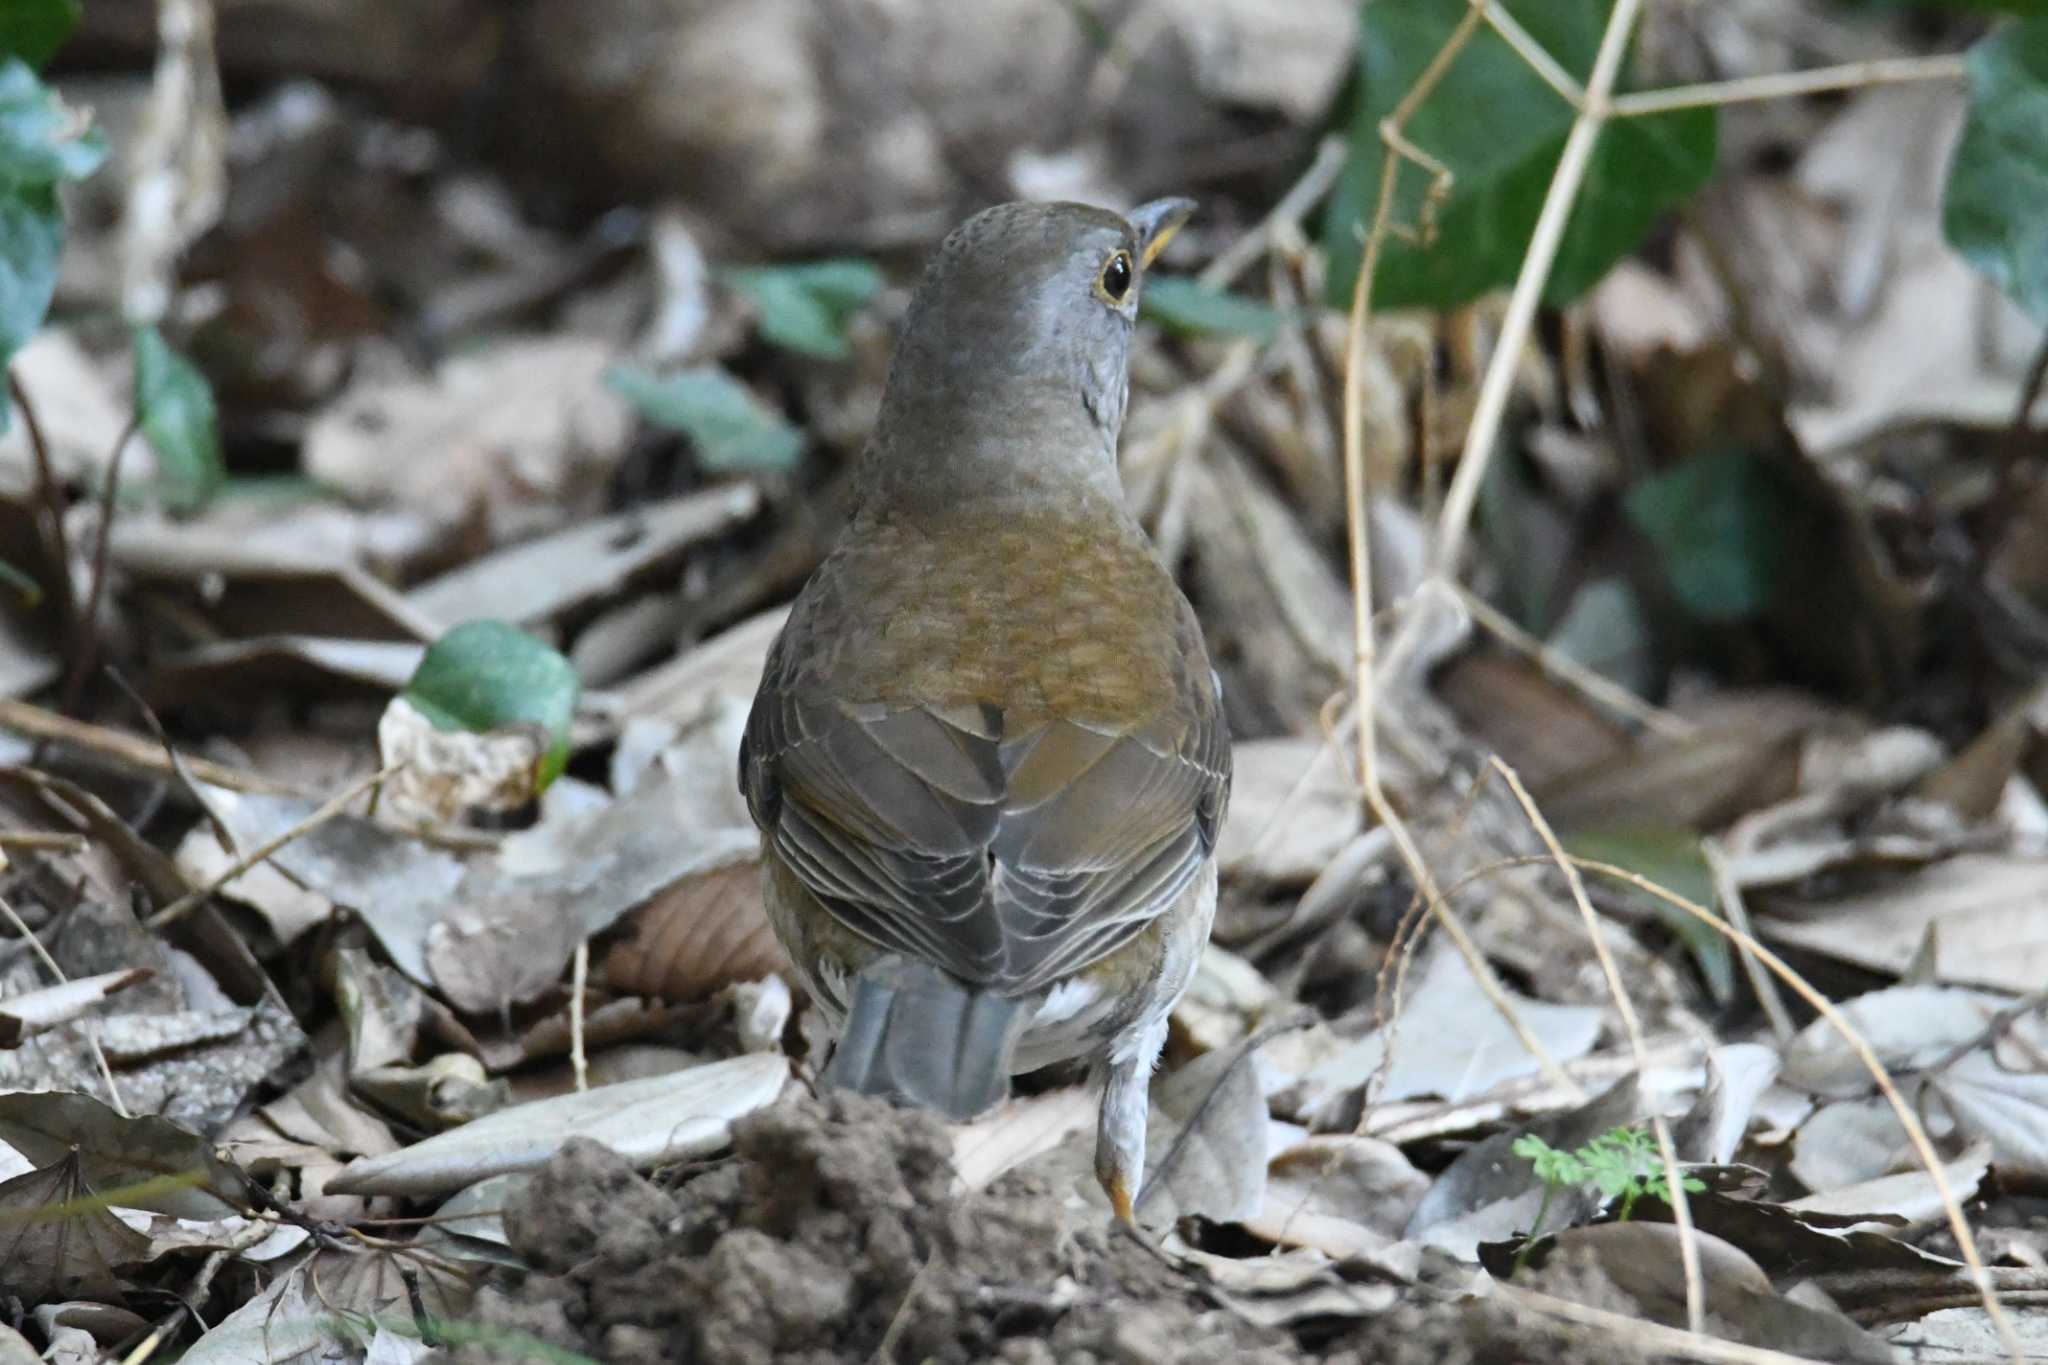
[[470, 1093, 1647, 1365]]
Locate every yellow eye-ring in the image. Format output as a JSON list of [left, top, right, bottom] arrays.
[[1095, 250, 1134, 305]]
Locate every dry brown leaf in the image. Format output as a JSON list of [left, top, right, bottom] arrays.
[[604, 857, 788, 1003], [0, 970, 153, 1047], [0, 1151, 151, 1304], [303, 336, 634, 542], [1759, 856, 2048, 993]]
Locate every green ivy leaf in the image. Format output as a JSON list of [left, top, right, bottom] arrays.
[[1624, 447, 1789, 623], [1563, 825, 1732, 1004], [0, 56, 104, 432], [1322, 0, 1715, 310], [724, 259, 881, 361], [133, 326, 225, 514], [0, 0, 81, 70], [1943, 17, 2048, 325], [607, 364, 804, 474], [1140, 277, 1290, 342], [0, 57, 106, 188], [0, 181, 60, 379], [401, 621, 581, 790]]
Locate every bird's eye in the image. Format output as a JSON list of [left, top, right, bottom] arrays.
[[1096, 250, 1134, 304]]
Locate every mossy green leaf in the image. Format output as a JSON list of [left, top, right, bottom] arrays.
[[401, 621, 581, 790]]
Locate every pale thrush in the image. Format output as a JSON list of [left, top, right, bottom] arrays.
[[740, 198, 1230, 1221]]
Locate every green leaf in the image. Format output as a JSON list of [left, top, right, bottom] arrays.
[[0, 556, 39, 605], [1322, 0, 1716, 310], [1563, 826, 1732, 1003], [401, 621, 581, 790], [1623, 447, 1787, 622], [724, 259, 881, 361], [607, 364, 804, 474], [132, 326, 225, 514], [0, 57, 106, 188], [0, 0, 81, 70], [1141, 276, 1290, 342], [0, 180, 60, 382], [1943, 17, 2048, 325]]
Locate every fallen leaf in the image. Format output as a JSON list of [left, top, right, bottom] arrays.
[[0, 1091, 244, 1217], [0, 968, 151, 1046], [0, 1150, 151, 1303], [1214, 737, 1361, 886], [404, 485, 760, 630], [325, 1052, 788, 1197], [604, 857, 787, 1003], [304, 336, 635, 541]]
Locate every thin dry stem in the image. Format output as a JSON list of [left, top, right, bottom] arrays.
[[1609, 52, 1967, 118], [1456, 585, 1694, 739], [1482, 2, 1584, 109], [0, 698, 299, 795], [0, 889, 128, 1116], [1557, 855, 2022, 1362], [1492, 1281, 1821, 1365], [1433, 0, 1645, 573], [144, 764, 399, 931], [570, 938, 590, 1093], [1493, 758, 1703, 1336], [1700, 837, 1795, 1041], [1199, 135, 1349, 291], [64, 414, 143, 709]]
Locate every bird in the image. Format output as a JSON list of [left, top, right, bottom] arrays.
[[739, 197, 1230, 1223]]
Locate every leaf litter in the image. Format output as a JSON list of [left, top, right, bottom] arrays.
[[4, 0, 2048, 1361]]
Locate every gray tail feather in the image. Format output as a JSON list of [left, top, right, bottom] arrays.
[[821, 957, 1029, 1120]]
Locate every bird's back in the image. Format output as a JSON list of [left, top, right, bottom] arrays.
[[742, 495, 1228, 996]]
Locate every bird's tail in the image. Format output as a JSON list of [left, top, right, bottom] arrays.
[[820, 957, 1029, 1120]]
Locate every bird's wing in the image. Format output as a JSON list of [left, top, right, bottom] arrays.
[[741, 611, 1229, 995]]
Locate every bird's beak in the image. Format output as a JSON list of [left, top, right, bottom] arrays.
[[1129, 197, 1196, 270]]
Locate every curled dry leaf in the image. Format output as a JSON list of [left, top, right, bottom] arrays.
[[605, 857, 788, 1003], [377, 693, 548, 824], [0, 968, 152, 1046]]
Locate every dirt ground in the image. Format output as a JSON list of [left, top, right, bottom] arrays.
[[469, 1094, 1651, 1365]]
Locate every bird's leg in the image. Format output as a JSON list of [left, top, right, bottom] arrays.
[[1094, 1015, 1168, 1226]]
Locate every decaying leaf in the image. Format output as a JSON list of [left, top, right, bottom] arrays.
[[0, 1150, 152, 1304], [604, 857, 788, 1003], [304, 336, 635, 541], [0, 1090, 245, 1217], [326, 1052, 788, 1197], [0, 968, 151, 1045]]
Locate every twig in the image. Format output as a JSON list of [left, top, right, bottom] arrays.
[[1433, 0, 1646, 573], [1608, 53, 1968, 118], [1700, 837, 1795, 1042], [1492, 1281, 1820, 1365], [0, 831, 89, 852], [7, 370, 74, 663], [62, 414, 143, 709], [143, 764, 398, 931], [570, 938, 590, 1093], [1494, 759, 1702, 1336], [1555, 855, 2023, 1363], [1344, 0, 1488, 800], [1455, 584, 1694, 739], [1482, 2, 1584, 110], [0, 890, 128, 1116], [1198, 135, 1350, 291], [0, 698, 299, 796]]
